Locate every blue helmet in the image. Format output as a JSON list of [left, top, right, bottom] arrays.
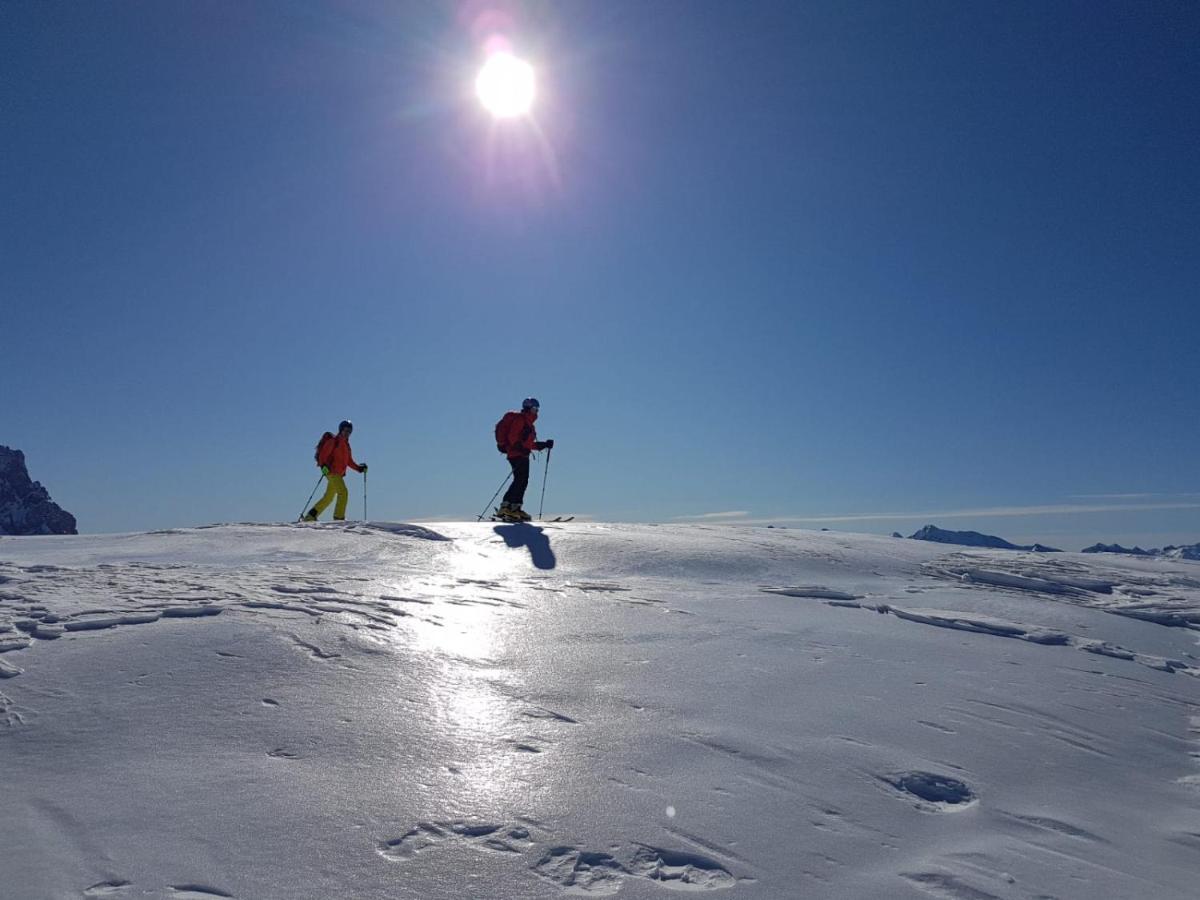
[[521, 398, 540, 411]]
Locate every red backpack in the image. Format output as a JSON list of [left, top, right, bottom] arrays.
[[494, 412, 520, 454], [315, 432, 336, 467]]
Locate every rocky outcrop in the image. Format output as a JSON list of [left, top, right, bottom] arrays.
[[0, 446, 77, 535]]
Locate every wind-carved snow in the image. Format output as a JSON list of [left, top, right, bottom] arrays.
[[0, 523, 1197, 898], [924, 551, 1200, 627], [760, 554, 1200, 679], [760, 585, 861, 603], [886, 607, 1071, 645]]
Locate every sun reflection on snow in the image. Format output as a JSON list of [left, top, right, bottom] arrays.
[[440, 685, 525, 806], [402, 552, 531, 804], [415, 600, 499, 660], [422, 622, 524, 805]]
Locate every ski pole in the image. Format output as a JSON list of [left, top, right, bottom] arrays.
[[538, 447, 552, 521], [363, 470, 368, 523], [299, 474, 324, 521], [477, 472, 512, 521]]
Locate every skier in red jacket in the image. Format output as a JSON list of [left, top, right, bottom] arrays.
[[494, 398, 553, 521]]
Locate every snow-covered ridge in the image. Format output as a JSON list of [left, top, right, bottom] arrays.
[[1, 523, 1198, 898]]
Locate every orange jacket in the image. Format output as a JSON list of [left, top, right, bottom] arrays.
[[501, 410, 539, 459], [317, 434, 363, 476]]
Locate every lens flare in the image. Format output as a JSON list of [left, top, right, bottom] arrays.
[[475, 51, 536, 118]]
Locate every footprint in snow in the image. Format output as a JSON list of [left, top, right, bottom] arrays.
[[378, 821, 535, 860], [533, 848, 625, 895], [376, 822, 736, 892], [882, 771, 976, 811], [534, 844, 736, 893]]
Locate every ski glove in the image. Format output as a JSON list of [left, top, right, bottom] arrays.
[[545, 439, 554, 450], [360, 464, 368, 473], [533, 441, 547, 451], [320, 466, 330, 476]]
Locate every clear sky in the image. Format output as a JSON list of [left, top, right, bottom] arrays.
[[3, 1, 1197, 549]]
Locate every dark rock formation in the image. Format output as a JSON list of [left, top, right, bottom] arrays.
[[0, 446, 77, 535]]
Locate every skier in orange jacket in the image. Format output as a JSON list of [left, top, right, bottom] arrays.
[[304, 420, 367, 522]]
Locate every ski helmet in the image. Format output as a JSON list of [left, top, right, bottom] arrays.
[[521, 398, 540, 411], [338, 420, 354, 433]]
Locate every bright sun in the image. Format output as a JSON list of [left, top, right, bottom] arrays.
[[475, 52, 536, 119]]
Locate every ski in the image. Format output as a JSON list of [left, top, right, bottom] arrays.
[[490, 509, 573, 524]]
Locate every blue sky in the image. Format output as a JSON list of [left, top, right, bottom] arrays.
[[3, 1, 1197, 548]]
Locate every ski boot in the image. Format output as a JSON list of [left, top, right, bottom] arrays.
[[302, 509, 319, 522], [510, 504, 532, 522], [494, 502, 520, 522]]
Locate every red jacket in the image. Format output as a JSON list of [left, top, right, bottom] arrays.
[[500, 410, 539, 459], [317, 434, 363, 476]]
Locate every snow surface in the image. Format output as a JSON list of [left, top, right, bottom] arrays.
[[1, 522, 1198, 899]]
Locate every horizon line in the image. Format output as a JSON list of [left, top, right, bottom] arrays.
[[682, 501, 1200, 526]]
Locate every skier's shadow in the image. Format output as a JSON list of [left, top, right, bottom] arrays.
[[493, 524, 557, 570]]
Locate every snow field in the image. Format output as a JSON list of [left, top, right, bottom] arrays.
[[0, 522, 1197, 898]]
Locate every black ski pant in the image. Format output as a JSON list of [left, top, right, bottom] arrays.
[[502, 456, 530, 506]]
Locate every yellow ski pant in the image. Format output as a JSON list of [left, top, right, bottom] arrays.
[[312, 473, 349, 520]]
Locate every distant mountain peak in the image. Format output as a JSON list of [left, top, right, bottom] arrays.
[[1081, 543, 1153, 556], [1083, 541, 1200, 560], [908, 524, 1060, 553], [0, 446, 77, 535]]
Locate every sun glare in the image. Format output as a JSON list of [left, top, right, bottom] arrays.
[[475, 52, 536, 118]]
